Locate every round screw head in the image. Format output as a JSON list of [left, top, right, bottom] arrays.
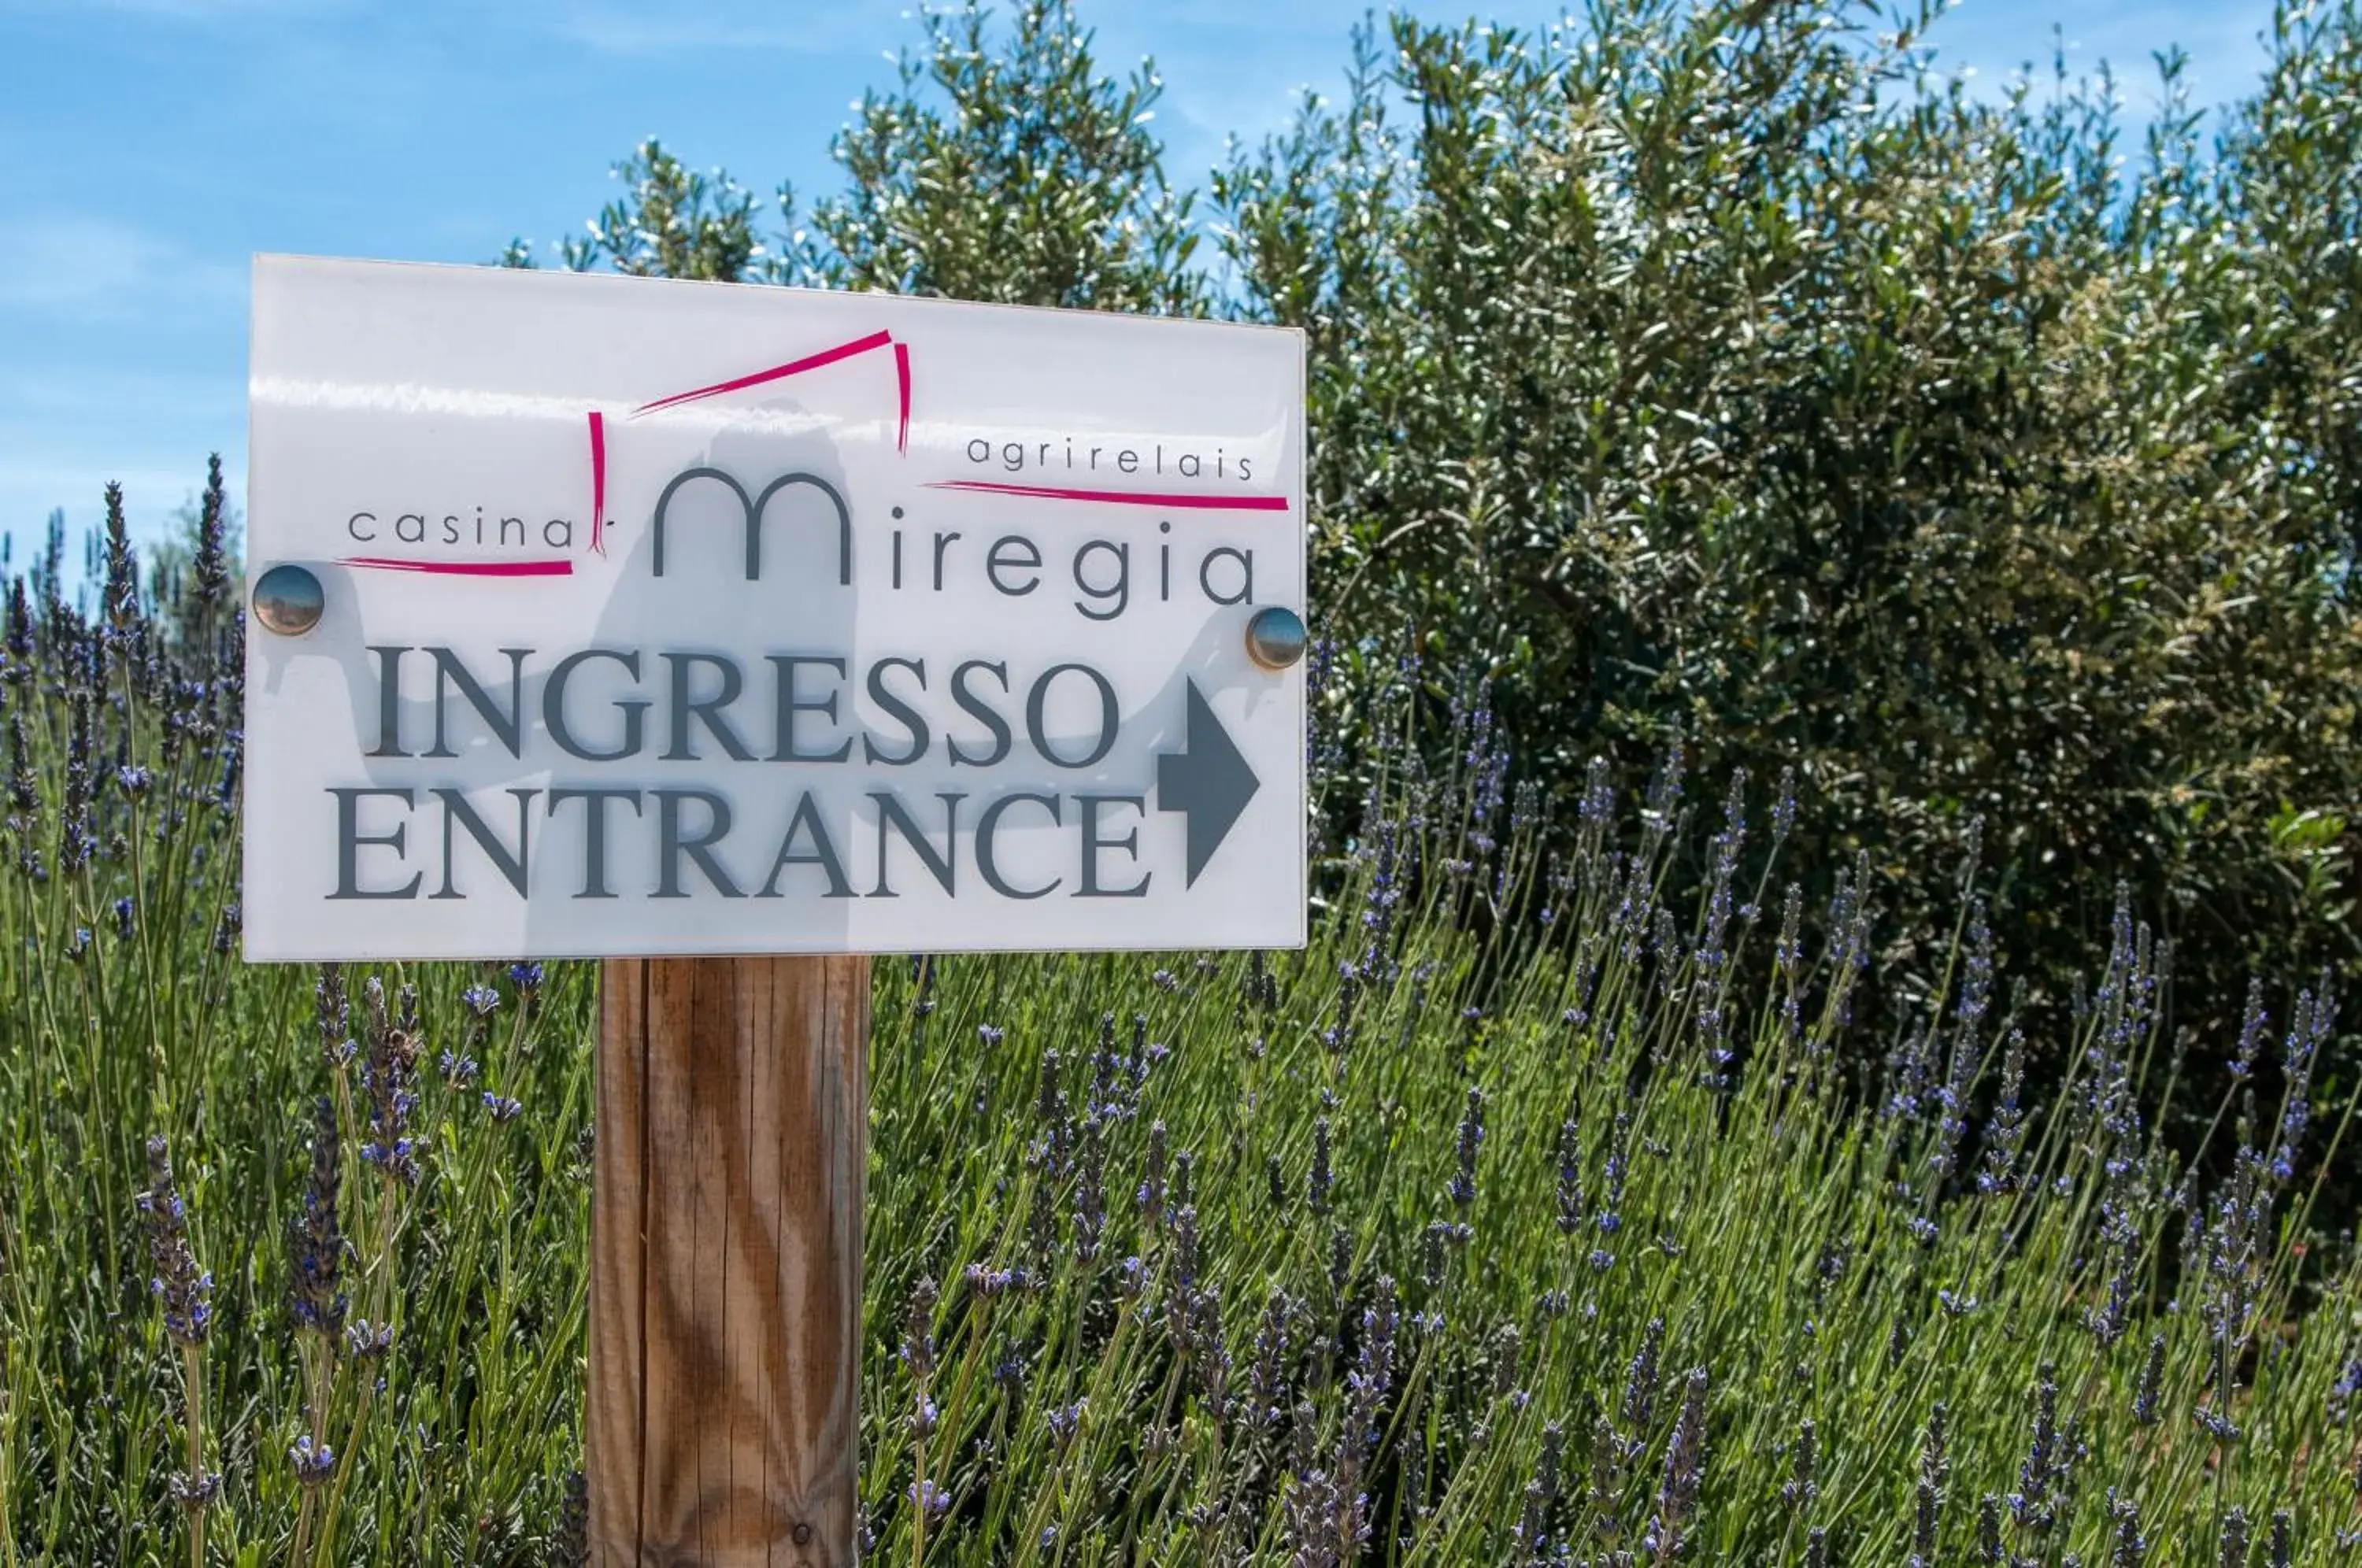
[[251, 564, 324, 637], [1245, 605, 1307, 671]]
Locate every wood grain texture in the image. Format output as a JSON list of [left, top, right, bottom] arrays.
[[589, 956, 869, 1567]]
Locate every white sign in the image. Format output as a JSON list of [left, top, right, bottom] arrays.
[[242, 257, 1306, 961]]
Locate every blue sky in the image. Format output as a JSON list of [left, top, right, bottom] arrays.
[[0, 0, 2282, 572]]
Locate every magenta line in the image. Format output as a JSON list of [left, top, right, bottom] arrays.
[[894, 341, 912, 453], [342, 557, 575, 577], [631, 329, 895, 416], [925, 479, 1290, 512], [587, 410, 608, 556]]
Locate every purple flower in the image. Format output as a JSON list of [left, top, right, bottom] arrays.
[[136, 1136, 211, 1347], [291, 1435, 335, 1487], [1308, 1117, 1335, 1218], [1641, 1370, 1710, 1560], [169, 1470, 223, 1512], [2012, 1373, 2067, 1528], [1555, 1115, 1584, 1235], [2228, 980, 2267, 1080], [1782, 1419, 1817, 1510], [315, 964, 353, 1071], [358, 978, 422, 1186], [2133, 1335, 2167, 1426], [288, 1096, 346, 1338], [1449, 1086, 1485, 1212], [899, 1275, 939, 1379], [2218, 1509, 2251, 1567], [1620, 1318, 1666, 1433]]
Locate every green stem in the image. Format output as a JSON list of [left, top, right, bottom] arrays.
[[180, 1341, 207, 1568]]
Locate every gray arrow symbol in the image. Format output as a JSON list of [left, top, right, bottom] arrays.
[[1157, 679, 1261, 887]]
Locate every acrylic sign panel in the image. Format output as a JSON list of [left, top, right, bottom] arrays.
[[242, 257, 1306, 960]]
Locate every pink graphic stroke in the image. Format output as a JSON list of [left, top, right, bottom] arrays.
[[587, 410, 608, 555], [340, 557, 574, 577], [924, 479, 1289, 512], [629, 328, 903, 422]]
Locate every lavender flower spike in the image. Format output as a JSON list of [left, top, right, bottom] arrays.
[[138, 1135, 212, 1348]]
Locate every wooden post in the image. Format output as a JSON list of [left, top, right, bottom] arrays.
[[588, 956, 869, 1566]]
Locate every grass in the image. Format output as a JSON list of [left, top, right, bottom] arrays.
[[0, 486, 2356, 1562]]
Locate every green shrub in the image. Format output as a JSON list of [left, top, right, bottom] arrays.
[[534, 0, 2361, 1116]]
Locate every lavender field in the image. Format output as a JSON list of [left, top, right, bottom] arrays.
[[0, 469, 2353, 1563]]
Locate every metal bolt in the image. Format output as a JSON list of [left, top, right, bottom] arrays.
[[251, 564, 324, 637], [790, 1522, 813, 1547], [1244, 605, 1307, 671]]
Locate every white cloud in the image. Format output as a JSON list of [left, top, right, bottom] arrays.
[[0, 215, 244, 321], [0, 455, 240, 575], [0, 351, 243, 511], [551, 0, 907, 57]]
